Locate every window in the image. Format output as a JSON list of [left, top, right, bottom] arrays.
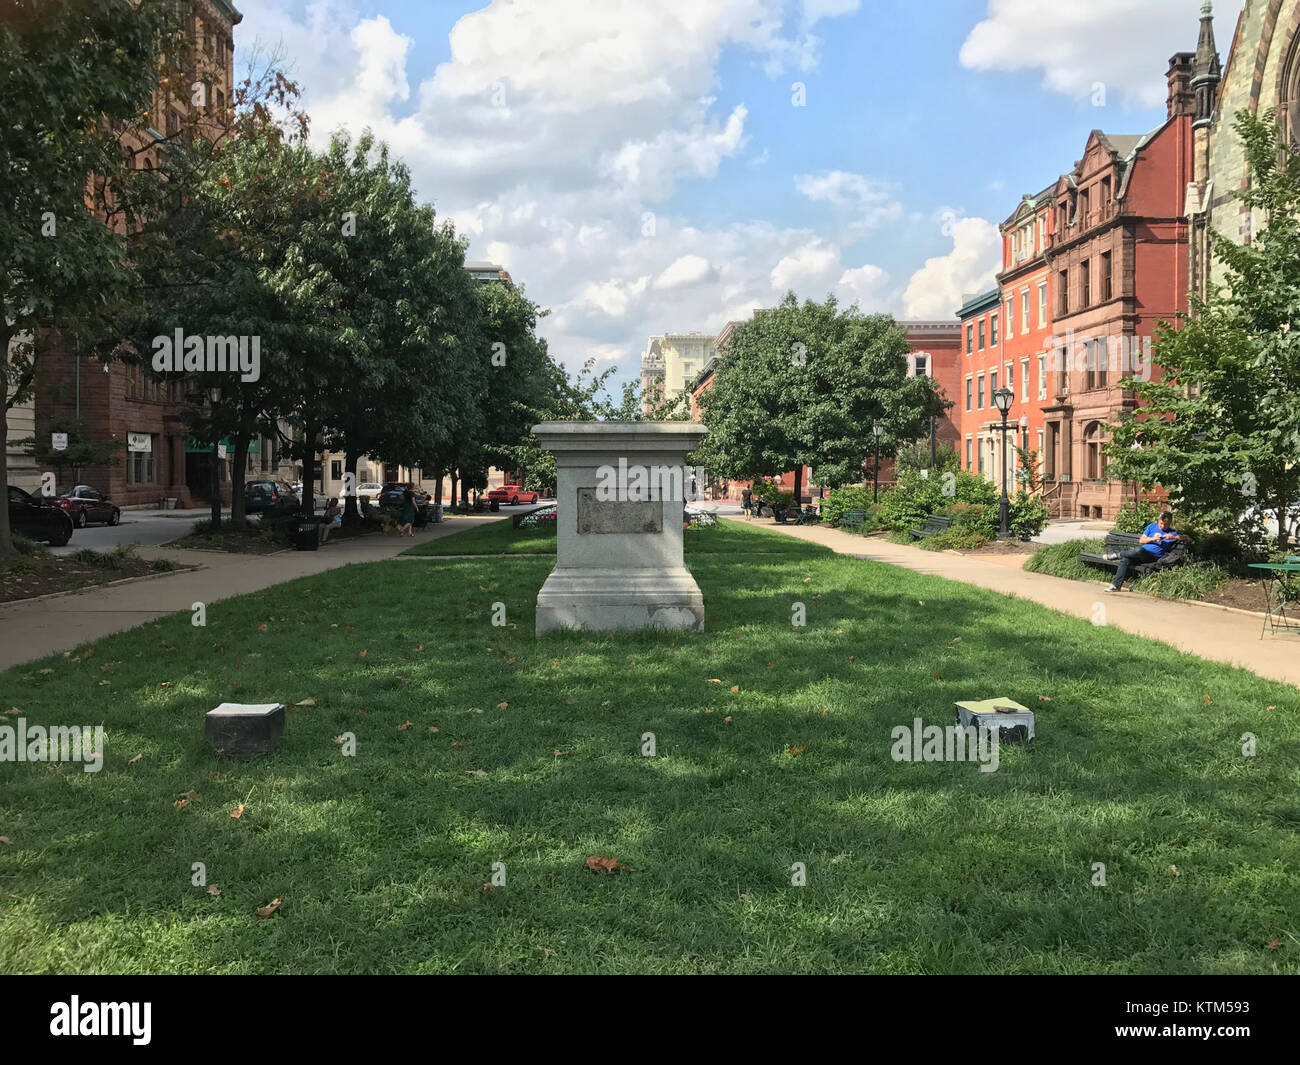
[[913, 354, 928, 377], [1038, 215, 1046, 250], [1021, 289, 1030, 334], [1101, 251, 1112, 301], [1058, 269, 1069, 315], [1101, 176, 1112, 203], [991, 314, 999, 347], [1037, 429, 1045, 478], [1005, 362, 1013, 394], [331, 460, 343, 482], [127, 434, 156, 485], [1038, 282, 1047, 328], [966, 437, 972, 470], [966, 377, 973, 411], [1084, 422, 1105, 480], [1080, 189, 1090, 228], [1020, 358, 1029, 402], [977, 438, 984, 474], [1005, 299, 1013, 339], [978, 375, 985, 409], [966, 325, 973, 354], [978, 320, 985, 350], [1081, 259, 1091, 308], [990, 370, 998, 397], [1037, 355, 1047, 399]]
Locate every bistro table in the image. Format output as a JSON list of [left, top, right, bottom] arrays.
[[1247, 561, 1300, 637]]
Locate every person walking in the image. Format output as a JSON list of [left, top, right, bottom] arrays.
[[741, 486, 753, 521], [398, 488, 417, 537]]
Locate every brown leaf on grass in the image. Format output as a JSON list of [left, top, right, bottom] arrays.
[[0, 836, 11, 845], [465, 769, 488, 778], [295, 697, 316, 707], [397, 720, 413, 731], [730, 684, 740, 693], [585, 855, 631, 874], [1203, 694, 1212, 704], [951, 636, 961, 643], [82, 647, 95, 658], [173, 798, 189, 809], [359, 650, 368, 658], [480, 882, 494, 893], [1265, 938, 1282, 950], [1266, 705, 1276, 711], [428, 726, 439, 733], [4, 707, 20, 716], [205, 884, 221, 896], [496, 701, 509, 709], [507, 657, 516, 665], [256, 896, 282, 919], [158, 681, 171, 687], [38, 669, 53, 675], [706, 678, 722, 684], [723, 716, 733, 724], [803, 577, 811, 583], [601, 700, 611, 707], [415, 644, 424, 651], [931, 673, 943, 679], [230, 803, 245, 819], [355, 710, 366, 717], [1038, 696, 1051, 702], [787, 745, 806, 756], [333, 735, 347, 744], [450, 741, 466, 748], [1169, 865, 1179, 877], [766, 661, 774, 669], [257, 623, 268, 632], [346, 625, 356, 633], [127, 754, 142, 765], [554, 749, 572, 757]]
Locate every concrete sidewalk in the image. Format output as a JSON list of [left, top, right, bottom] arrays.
[[753, 521, 1299, 689], [0, 516, 499, 671]]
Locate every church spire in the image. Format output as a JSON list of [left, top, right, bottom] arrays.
[[1192, 0, 1222, 129]]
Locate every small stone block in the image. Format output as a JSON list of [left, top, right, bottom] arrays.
[[205, 702, 285, 758]]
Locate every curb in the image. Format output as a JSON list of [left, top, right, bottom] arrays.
[[0, 563, 204, 609]]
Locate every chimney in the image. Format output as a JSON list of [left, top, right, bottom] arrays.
[[1167, 52, 1195, 119]]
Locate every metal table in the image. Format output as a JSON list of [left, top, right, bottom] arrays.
[[1246, 562, 1300, 637]]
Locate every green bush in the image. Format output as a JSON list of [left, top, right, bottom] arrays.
[[1023, 538, 1107, 581], [877, 468, 997, 533], [4, 553, 42, 576], [750, 479, 794, 511], [821, 486, 874, 526], [936, 501, 998, 539], [1192, 531, 1242, 568], [1138, 561, 1231, 600], [1009, 491, 1050, 540], [917, 525, 993, 551], [1115, 499, 1163, 533]]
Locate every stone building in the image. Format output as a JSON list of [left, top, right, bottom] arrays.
[[1187, 0, 1300, 300], [639, 332, 716, 414]]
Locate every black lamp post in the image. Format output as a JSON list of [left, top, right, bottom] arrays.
[[208, 387, 222, 527], [872, 419, 884, 503], [992, 386, 1014, 538]]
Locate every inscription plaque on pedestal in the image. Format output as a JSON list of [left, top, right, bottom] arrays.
[[576, 488, 664, 535]]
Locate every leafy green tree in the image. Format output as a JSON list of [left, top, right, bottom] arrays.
[[1107, 110, 1300, 550], [699, 293, 947, 501], [0, 0, 191, 557]]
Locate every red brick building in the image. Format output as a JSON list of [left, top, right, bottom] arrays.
[[34, 0, 248, 508]]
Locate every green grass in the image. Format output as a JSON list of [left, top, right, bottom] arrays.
[[1, 520, 1297, 974], [1024, 539, 1232, 599], [1023, 539, 1108, 582]]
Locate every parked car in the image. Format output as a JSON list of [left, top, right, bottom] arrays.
[[344, 482, 383, 506], [8, 486, 74, 546], [488, 484, 540, 505], [377, 483, 431, 509], [244, 479, 300, 514], [53, 485, 120, 527]]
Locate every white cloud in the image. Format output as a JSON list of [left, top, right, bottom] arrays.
[[901, 217, 1001, 319], [655, 255, 715, 289], [836, 263, 890, 309], [795, 170, 903, 230], [959, 0, 1244, 108], [771, 240, 842, 292]]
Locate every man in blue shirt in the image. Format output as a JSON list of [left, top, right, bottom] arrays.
[[1104, 510, 1187, 591]]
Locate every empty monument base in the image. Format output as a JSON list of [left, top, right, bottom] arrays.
[[536, 567, 704, 633], [205, 702, 285, 759]]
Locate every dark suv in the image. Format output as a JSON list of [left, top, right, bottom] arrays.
[[8, 486, 74, 546], [244, 480, 300, 514]]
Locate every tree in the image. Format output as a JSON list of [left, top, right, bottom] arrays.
[[0, 0, 191, 558], [1107, 109, 1300, 550], [699, 293, 948, 500]]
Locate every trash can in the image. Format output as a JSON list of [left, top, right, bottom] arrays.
[[164, 498, 177, 511], [295, 517, 322, 551], [431, 503, 444, 524], [415, 503, 432, 529]]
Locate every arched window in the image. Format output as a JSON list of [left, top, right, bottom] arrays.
[[1282, 29, 1300, 151], [1084, 422, 1106, 480]]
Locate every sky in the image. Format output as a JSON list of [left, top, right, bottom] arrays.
[[232, 0, 1245, 389]]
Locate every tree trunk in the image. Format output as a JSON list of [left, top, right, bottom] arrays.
[[210, 435, 222, 527], [1278, 487, 1292, 552], [229, 398, 255, 526], [343, 450, 360, 525], [449, 469, 458, 511], [300, 418, 317, 518], [434, 473, 444, 509], [0, 323, 15, 559], [461, 475, 470, 509], [792, 465, 804, 509]]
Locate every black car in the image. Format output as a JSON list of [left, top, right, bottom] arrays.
[[55, 485, 120, 528], [8, 486, 74, 546], [377, 483, 430, 509], [244, 480, 300, 514]]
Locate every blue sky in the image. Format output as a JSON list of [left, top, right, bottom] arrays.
[[234, 0, 1242, 389]]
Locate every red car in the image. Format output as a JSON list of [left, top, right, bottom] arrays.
[[488, 484, 539, 505], [55, 485, 120, 528]]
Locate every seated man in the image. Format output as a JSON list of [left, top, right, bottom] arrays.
[[1103, 510, 1187, 592]]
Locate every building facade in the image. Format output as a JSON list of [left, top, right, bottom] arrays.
[[640, 332, 716, 414]]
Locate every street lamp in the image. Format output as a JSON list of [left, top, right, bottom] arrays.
[[992, 387, 1014, 538], [872, 419, 885, 504], [208, 387, 223, 526]]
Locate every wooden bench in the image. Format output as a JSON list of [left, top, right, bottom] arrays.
[[908, 515, 953, 540], [841, 509, 867, 530], [1079, 530, 1188, 576]]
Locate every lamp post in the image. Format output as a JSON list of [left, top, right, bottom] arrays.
[[992, 387, 1014, 538], [208, 387, 222, 527], [872, 419, 884, 503]]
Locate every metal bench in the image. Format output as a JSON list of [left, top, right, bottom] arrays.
[[1078, 530, 1188, 576], [841, 508, 867, 530], [908, 515, 953, 539], [794, 505, 821, 526]]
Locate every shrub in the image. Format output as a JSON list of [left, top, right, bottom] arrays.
[[4, 553, 42, 576], [877, 468, 997, 533], [750, 479, 794, 511], [1009, 491, 1050, 540], [821, 486, 874, 526], [937, 501, 998, 539], [918, 525, 993, 551], [1192, 531, 1242, 568], [1114, 499, 1163, 533], [1023, 538, 1107, 581], [1138, 561, 1231, 600]]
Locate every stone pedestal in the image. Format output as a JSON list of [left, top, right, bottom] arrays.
[[532, 421, 707, 634]]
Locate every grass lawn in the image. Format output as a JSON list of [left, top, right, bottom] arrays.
[[1, 519, 1297, 974]]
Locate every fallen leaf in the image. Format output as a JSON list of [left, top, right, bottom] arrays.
[[730, 684, 740, 693], [451, 741, 466, 748], [98, 680, 110, 686], [585, 855, 631, 874], [951, 636, 962, 643], [1204, 694, 1212, 704], [480, 883, 494, 893], [917, 601, 924, 607], [416, 644, 424, 651], [355, 710, 366, 717], [256, 896, 282, 919], [931, 673, 943, 679], [346, 625, 356, 633], [848, 656, 856, 662], [1169, 865, 1179, 877], [1266, 705, 1275, 711], [554, 749, 571, 757], [173, 798, 189, 809], [359, 650, 368, 658], [428, 726, 439, 733], [333, 735, 346, 744], [766, 661, 774, 669], [39, 668, 53, 675], [1038, 695, 1051, 702], [127, 754, 142, 765], [230, 803, 245, 819], [205, 884, 221, 896], [295, 697, 316, 707], [397, 720, 412, 731], [707, 678, 722, 684], [83, 647, 95, 658], [496, 702, 509, 709], [182, 789, 201, 803], [601, 700, 611, 707], [724, 716, 733, 723], [507, 657, 515, 665], [4, 707, 19, 716], [257, 623, 268, 632], [803, 577, 811, 583], [1265, 938, 1282, 950], [0, 837, 11, 845], [466, 769, 488, 777], [787, 745, 806, 756], [159, 681, 171, 687]]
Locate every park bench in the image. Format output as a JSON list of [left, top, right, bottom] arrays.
[[908, 515, 953, 540], [1078, 530, 1188, 576], [841, 509, 867, 530], [794, 505, 821, 526]]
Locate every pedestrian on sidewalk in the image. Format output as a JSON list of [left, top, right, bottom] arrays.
[[741, 486, 753, 521], [1104, 510, 1187, 592], [397, 489, 416, 537]]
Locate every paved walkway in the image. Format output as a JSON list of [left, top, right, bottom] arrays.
[[0, 516, 499, 671], [752, 521, 1300, 689]]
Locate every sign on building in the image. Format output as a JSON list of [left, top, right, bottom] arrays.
[[51, 433, 68, 451]]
